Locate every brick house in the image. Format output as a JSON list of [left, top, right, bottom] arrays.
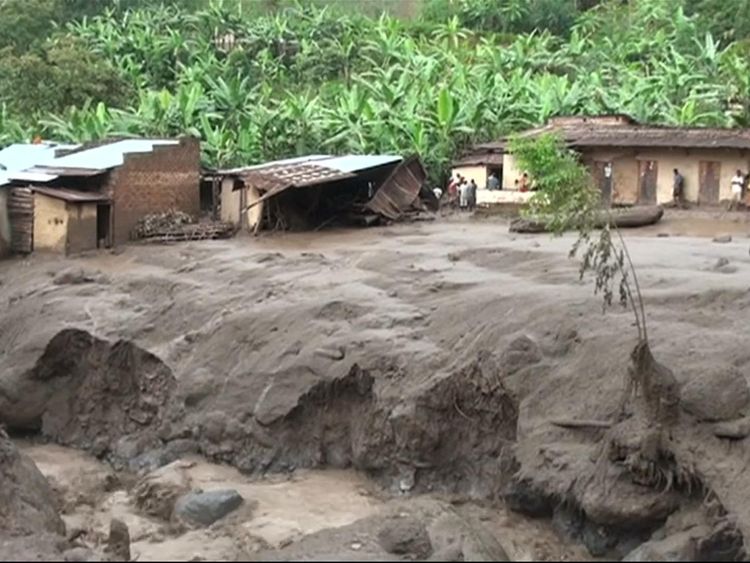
[[3, 137, 200, 254]]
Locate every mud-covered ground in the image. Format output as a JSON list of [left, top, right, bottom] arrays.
[[1, 209, 750, 560]]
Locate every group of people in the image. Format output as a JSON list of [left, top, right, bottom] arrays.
[[673, 167, 749, 210], [443, 174, 477, 211]]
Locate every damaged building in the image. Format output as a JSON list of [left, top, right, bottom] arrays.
[[1, 137, 200, 256], [455, 115, 750, 207], [211, 154, 435, 232]]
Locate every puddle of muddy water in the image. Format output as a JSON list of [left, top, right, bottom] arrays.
[[20, 443, 384, 562], [18, 442, 588, 562]]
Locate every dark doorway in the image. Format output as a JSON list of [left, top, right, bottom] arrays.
[[96, 204, 111, 248], [488, 166, 502, 189], [638, 160, 658, 204], [200, 178, 215, 216], [699, 161, 721, 205], [592, 161, 613, 206]]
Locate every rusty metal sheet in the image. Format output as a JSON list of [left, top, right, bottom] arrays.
[[365, 156, 427, 220], [233, 162, 354, 192]]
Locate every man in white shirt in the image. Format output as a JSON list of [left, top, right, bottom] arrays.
[[730, 170, 745, 210]]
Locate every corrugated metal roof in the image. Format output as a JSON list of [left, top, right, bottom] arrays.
[[366, 156, 427, 220], [320, 154, 402, 173], [218, 155, 330, 175], [32, 186, 110, 203], [0, 142, 80, 187], [219, 154, 402, 178], [46, 139, 179, 171]]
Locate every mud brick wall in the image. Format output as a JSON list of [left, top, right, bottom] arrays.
[[106, 137, 200, 244]]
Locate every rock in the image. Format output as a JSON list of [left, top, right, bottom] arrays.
[[623, 528, 707, 561], [377, 517, 433, 559], [712, 257, 737, 274], [501, 336, 542, 376], [104, 519, 130, 562], [713, 234, 732, 243], [64, 547, 101, 562], [133, 460, 191, 520], [657, 232, 670, 237], [581, 521, 619, 557], [552, 504, 584, 540], [314, 346, 345, 361], [53, 268, 105, 285], [696, 520, 746, 561], [0, 434, 65, 537], [713, 416, 750, 439], [503, 478, 552, 517], [682, 366, 750, 422], [174, 489, 244, 527]]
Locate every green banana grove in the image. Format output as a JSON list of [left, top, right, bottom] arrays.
[[1, 0, 749, 181]]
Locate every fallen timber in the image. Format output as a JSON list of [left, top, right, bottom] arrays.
[[509, 205, 664, 233], [136, 222, 236, 243]]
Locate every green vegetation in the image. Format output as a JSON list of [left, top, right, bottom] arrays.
[[0, 0, 748, 178]]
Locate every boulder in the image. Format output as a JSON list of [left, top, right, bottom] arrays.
[[713, 234, 732, 243], [622, 529, 702, 561], [0, 434, 64, 537], [174, 489, 243, 527], [103, 519, 130, 562], [377, 516, 433, 559], [682, 367, 750, 422]]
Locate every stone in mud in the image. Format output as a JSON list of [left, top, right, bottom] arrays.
[[377, 517, 433, 559], [695, 520, 746, 561], [104, 519, 130, 562], [713, 234, 732, 243], [0, 434, 64, 537], [502, 478, 552, 517], [133, 460, 191, 520], [500, 336, 542, 376], [314, 346, 346, 361], [552, 504, 584, 540], [53, 267, 102, 285], [713, 416, 750, 439], [682, 366, 750, 422], [622, 528, 708, 561], [174, 489, 244, 527]]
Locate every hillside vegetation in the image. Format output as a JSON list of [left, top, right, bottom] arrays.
[[0, 0, 749, 179]]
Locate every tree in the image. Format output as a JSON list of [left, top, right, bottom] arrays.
[[0, 36, 133, 117], [509, 133, 682, 488]]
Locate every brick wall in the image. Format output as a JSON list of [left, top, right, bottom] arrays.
[[105, 137, 200, 244]]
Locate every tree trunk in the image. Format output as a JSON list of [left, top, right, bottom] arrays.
[[510, 205, 664, 233]]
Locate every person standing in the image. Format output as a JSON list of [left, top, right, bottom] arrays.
[[730, 169, 744, 211], [459, 179, 469, 210], [672, 168, 685, 209], [467, 179, 478, 211], [519, 173, 530, 193], [486, 172, 500, 191]]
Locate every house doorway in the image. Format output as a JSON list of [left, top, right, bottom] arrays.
[[96, 204, 111, 248], [592, 161, 613, 206], [488, 166, 502, 189], [638, 160, 658, 204], [699, 161, 721, 205]]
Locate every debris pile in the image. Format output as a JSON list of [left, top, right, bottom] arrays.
[[133, 210, 235, 243]]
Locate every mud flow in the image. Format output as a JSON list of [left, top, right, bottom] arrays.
[[1, 212, 750, 561]]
